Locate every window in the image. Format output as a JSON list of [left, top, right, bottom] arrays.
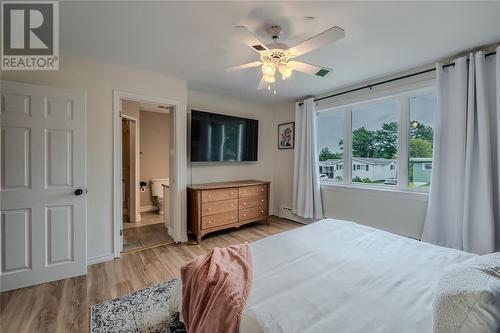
[[351, 99, 399, 185], [317, 87, 436, 192], [409, 94, 436, 190], [317, 110, 344, 181]]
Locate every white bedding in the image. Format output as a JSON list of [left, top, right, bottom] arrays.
[[239, 219, 475, 333]]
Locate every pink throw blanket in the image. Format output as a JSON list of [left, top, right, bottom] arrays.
[[181, 243, 252, 333]]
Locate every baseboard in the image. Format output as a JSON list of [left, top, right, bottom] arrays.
[[87, 253, 114, 266], [278, 206, 315, 224], [140, 205, 158, 213]]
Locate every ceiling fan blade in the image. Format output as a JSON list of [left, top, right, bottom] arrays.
[[227, 61, 262, 71], [288, 26, 345, 57], [289, 61, 332, 77], [235, 26, 269, 54], [257, 77, 267, 90]]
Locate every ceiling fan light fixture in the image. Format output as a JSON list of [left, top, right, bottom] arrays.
[[278, 63, 293, 80], [263, 74, 275, 84], [278, 63, 287, 74], [261, 62, 275, 76], [230, 24, 345, 91], [280, 65, 293, 80]]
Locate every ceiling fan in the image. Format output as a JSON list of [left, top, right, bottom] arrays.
[[228, 24, 345, 91]]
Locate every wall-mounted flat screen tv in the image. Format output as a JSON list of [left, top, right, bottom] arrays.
[[190, 110, 258, 162]]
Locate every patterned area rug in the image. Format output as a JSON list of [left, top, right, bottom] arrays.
[[91, 279, 186, 333]]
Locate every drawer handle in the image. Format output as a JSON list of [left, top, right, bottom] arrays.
[[208, 194, 212, 198], [230, 216, 234, 220], [261, 199, 264, 203], [208, 207, 212, 211], [208, 220, 212, 224], [231, 192, 234, 195], [261, 210, 264, 213], [243, 214, 247, 217], [243, 202, 247, 205], [261, 188, 264, 191]]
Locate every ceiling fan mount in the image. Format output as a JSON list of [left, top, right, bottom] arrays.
[[228, 23, 345, 91], [268, 25, 283, 41]]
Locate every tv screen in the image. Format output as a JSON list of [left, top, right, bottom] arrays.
[[190, 110, 258, 162]]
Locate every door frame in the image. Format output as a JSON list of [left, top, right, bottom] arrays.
[[112, 90, 186, 258], [121, 114, 140, 224]]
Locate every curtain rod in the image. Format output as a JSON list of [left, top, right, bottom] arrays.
[[299, 51, 497, 106]]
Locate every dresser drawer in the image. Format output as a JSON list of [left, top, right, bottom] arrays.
[[202, 199, 238, 216], [239, 195, 267, 209], [201, 211, 237, 229], [202, 188, 238, 203], [239, 206, 267, 221], [239, 184, 267, 198]]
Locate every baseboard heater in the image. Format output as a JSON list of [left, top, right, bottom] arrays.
[[278, 206, 314, 224]]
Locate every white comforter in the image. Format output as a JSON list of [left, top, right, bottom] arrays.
[[240, 219, 475, 333]]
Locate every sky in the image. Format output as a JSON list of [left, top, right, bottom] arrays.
[[317, 94, 436, 153]]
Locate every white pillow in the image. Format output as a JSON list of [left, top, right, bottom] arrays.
[[432, 253, 500, 333]]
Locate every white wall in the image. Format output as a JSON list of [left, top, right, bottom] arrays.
[[187, 89, 278, 214], [140, 110, 171, 208], [272, 102, 296, 215], [2, 56, 187, 261], [321, 186, 427, 239]]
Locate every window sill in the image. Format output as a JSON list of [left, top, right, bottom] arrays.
[[320, 181, 429, 201]]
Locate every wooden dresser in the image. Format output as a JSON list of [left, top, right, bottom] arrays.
[[187, 180, 270, 243]]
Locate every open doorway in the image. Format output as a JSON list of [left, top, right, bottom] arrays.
[[120, 99, 175, 253]]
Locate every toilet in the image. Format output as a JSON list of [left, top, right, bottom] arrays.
[[150, 178, 169, 214]]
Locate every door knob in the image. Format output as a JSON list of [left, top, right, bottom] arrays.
[[74, 189, 84, 196]]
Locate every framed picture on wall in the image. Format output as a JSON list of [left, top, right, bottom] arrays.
[[278, 122, 295, 149]]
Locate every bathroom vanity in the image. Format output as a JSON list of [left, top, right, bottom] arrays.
[[187, 180, 270, 243]]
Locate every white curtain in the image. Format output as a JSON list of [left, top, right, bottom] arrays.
[[423, 47, 500, 254], [293, 97, 323, 219]]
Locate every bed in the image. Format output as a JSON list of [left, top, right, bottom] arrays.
[[172, 218, 499, 332], [238, 219, 476, 333]]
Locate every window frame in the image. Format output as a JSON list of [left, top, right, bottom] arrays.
[[317, 82, 435, 193]]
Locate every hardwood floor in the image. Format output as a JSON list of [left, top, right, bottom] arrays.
[[123, 223, 175, 253], [123, 211, 165, 229], [0, 216, 300, 333]]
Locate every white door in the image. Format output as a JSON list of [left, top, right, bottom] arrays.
[[1, 81, 87, 292]]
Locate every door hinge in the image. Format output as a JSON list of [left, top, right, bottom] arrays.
[[120, 229, 123, 236], [119, 111, 123, 117]]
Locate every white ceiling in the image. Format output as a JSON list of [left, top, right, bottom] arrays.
[[61, 1, 500, 103]]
